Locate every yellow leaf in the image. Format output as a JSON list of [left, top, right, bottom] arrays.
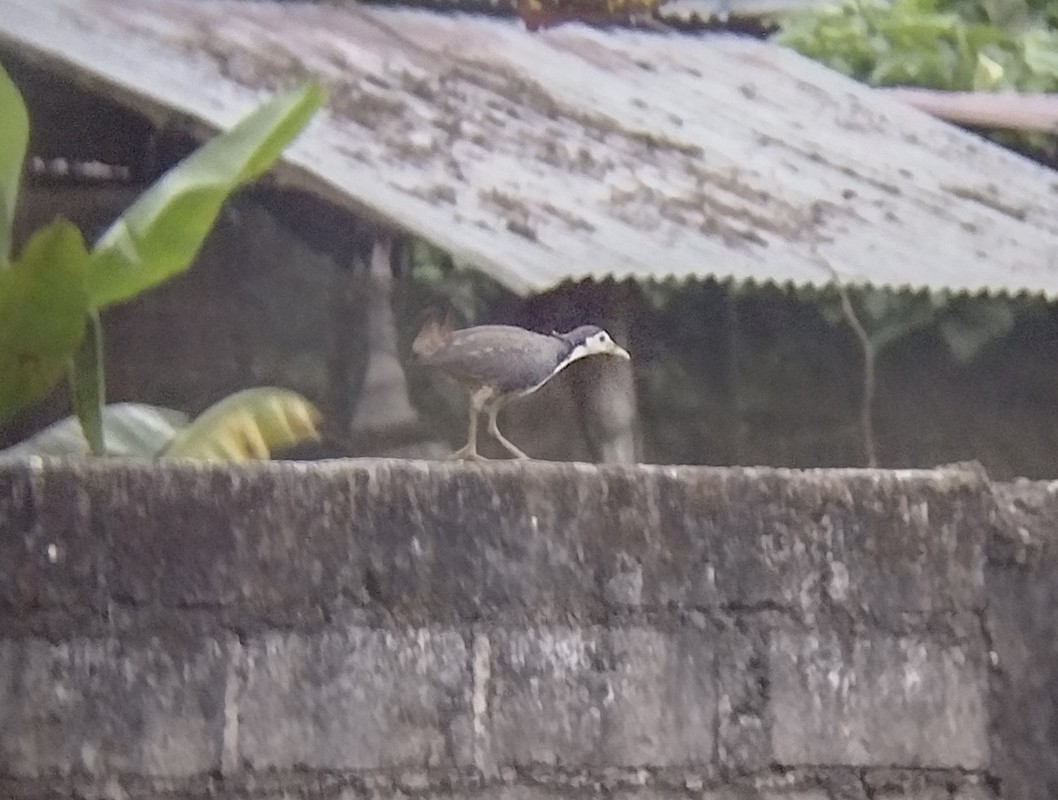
[[162, 387, 321, 461], [973, 52, 1004, 90]]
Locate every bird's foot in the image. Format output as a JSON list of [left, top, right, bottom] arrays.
[[450, 444, 490, 461]]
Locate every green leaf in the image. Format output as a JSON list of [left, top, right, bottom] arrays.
[[0, 218, 89, 424], [87, 83, 325, 309], [0, 403, 189, 460], [68, 311, 106, 455], [1022, 29, 1058, 79], [0, 62, 30, 267], [162, 387, 322, 461]]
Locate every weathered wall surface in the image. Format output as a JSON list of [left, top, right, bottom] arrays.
[[986, 480, 1058, 800], [2, 459, 1043, 800]]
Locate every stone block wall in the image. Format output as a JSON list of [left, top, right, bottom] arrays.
[[0, 459, 1050, 799]]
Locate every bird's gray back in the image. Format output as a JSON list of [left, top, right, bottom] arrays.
[[421, 325, 569, 393]]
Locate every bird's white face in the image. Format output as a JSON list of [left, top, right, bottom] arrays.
[[573, 330, 631, 360]]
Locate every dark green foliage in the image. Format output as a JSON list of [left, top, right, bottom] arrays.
[[775, 0, 1058, 93], [0, 60, 325, 456]]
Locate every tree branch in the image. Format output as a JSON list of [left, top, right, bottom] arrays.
[[835, 282, 877, 468], [816, 254, 878, 468]]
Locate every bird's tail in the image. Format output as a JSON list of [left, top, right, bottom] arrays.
[[412, 308, 455, 359]]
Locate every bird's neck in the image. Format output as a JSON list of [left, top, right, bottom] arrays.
[[553, 341, 592, 375]]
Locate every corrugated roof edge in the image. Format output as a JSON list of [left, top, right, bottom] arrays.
[[521, 271, 1054, 303]]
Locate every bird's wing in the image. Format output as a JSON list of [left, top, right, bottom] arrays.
[[421, 326, 568, 392]]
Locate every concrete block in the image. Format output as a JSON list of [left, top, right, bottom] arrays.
[[700, 469, 985, 619], [754, 767, 868, 800], [352, 461, 605, 621], [91, 463, 364, 613], [0, 634, 228, 777], [238, 625, 472, 770], [809, 471, 989, 621], [716, 625, 769, 772], [952, 784, 998, 800], [0, 463, 106, 626], [611, 790, 755, 800], [864, 768, 956, 800], [769, 626, 988, 769], [488, 627, 715, 768]]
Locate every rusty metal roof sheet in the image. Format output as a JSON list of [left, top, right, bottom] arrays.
[[2, 0, 1058, 297]]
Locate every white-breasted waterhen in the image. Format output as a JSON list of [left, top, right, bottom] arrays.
[[413, 314, 631, 460]]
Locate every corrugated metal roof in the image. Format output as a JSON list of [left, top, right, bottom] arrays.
[[2, 0, 1058, 297], [658, 0, 830, 20]]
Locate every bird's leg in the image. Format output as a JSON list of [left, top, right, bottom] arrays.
[[487, 404, 530, 460], [450, 402, 482, 460], [451, 387, 490, 461]]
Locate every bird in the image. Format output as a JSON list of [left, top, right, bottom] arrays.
[[413, 314, 631, 460]]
